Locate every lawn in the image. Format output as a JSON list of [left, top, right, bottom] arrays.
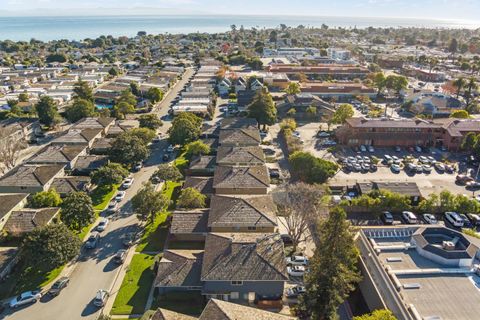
[[173, 151, 189, 173], [110, 253, 156, 315], [0, 262, 64, 299], [151, 291, 205, 317], [90, 184, 119, 211], [77, 210, 100, 240]]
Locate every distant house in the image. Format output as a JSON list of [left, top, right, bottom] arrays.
[[219, 129, 261, 147], [0, 165, 65, 194], [201, 233, 288, 301], [71, 117, 115, 135], [72, 155, 109, 176], [170, 210, 209, 242], [0, 118, 40, 142], [0, 193, 29, 231], [234, 77, 247, 94], [249, 79, 264, 91], [407, 92, 463, 118], [183, 177, 215, 198], [27, 144, 87, 170], [208, 195, 277, 232], [198, 299, 295, 320], [49, 176, 91, 197], [90, 138, 113, 155], [186, 156, 216, 176], [213, 166, 270, 195], [216, 146, 265, 166], [220, 118, 258, 130], [217, 78, 232, 96], [4, 207, 60, 236], [277, 93, 335, 121], [51, 128, 103, 148]]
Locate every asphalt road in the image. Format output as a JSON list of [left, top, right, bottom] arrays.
[[2, 68, 194, 320]]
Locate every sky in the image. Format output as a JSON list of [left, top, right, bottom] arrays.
[[1, 0, 480, 22]]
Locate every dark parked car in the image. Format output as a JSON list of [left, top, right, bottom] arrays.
[[269, 168, 280, 179], [48, 277, 70, 297], [381, 211, 394, 225], [162, 154, 170, 162], [113, 249, 127, 264], [460, 214, 473, 228], [280, 234, 293, 246]]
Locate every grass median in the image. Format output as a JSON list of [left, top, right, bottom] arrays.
[[110, 253, 157, 315]]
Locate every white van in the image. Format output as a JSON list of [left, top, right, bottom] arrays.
[[445, 211, 464, 227], [402, 211, 418, 224]]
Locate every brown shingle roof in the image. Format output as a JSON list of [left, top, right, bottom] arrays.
[[0, 165, 64, 187], [155, 250, 203, 288], [208, 195, 277, 229], [28, 144, 86, 164], [4, 207, 60, 234], [219, 129, 261, 146], [151, 308, 197, 320], [183, 177, 214, 196], [71, 117, 115, 130], [220, 118, 258, 130], [50, 176, 91, 194], [199, 299, 296, 320], [52, 128, 102, 145], [189, 156, 216, 171], [201, 233, 288, 281], [345, 117, 438, 129], [0, 194, 28, 221], [213, 166, 269, 190], [171, 210, 209, 234], [216, 146, 265, 165], [73, 156, 108, 171]]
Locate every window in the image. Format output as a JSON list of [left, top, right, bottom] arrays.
[[231, 281, 243, 286], [247, 226, 256, 231]]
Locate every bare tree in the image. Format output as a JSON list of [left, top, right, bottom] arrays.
[[0, 126, 27, 174], [272, 182, 328, 254]]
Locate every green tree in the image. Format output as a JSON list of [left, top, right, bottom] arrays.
[[353, 310, 397, 320], [306, 105, 317, 119], [289, 151, 338, 184], [176, 187, 206, 209], [285, 82, 301, 95], [330, 104, 354, 125], [453, 77, 466, 98], [73, 79, 94, 102], [185, 141, 211, 157], [114, 101, 135, 119], [139, 114, 163, 130], [418, 193, 440, 214], [130, 82, 140, 97], [117, 90, 137, 106], [449, 38, 458, 55], [65, 98, 96, 123], [110, 132, 150, 166], [152, 164, 183, 182], [440, 190, 457, 212], [462, 132, 479, 150], [90, 162, 129, 187], [465, 77, 478, 107], [168, 112, 203, 146], [61, 191, 95, 232], [35, 96, 60, 127], [129, 127, 156, 144], [18, 92, 29, 102], [132, 182, 169, 224], [108, 67, 119, 77], [146, 87, 164, 103], [450, 109, 469, 119], [29, 189, 62, 208], [46, 53, 67, 63], [385, 75, 408, 94], [21, 224, 82, 270], [247, 88, 277, 130], [371, 72, 386, 94], [455, 195, 480, 214], [297, 207, 361, 319]]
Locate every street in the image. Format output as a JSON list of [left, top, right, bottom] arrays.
[[2, 67, 194, 320]]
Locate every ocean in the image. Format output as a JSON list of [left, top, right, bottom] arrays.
[[0, 15, 479, 41]]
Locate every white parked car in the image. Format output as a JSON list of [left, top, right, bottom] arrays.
[[93, 289, 109, 307], [445, 211, 464, 227], [402, 211, 418, 224], [415, 146, 422, 152], [105, 201, 118, 214], [286, 256, 309, 266], [286, 285, 306, 298], [287, 265, 306, 277], [391, 164, 401, 173], [114, 191, 126, 202], [422, 214, 438, 224], [122, 177, 134, 189], [96, 218, 109, 232], [9, 291, 42, 308]]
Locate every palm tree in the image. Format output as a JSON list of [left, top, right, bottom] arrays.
[[465, 78, 478, 107], [453, 77, 466, 98], [428, 57, 439, 74]]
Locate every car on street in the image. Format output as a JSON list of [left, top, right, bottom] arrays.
[[384, 155, 393, 163], [466, 181, 480, 189], [381, 211, 394, 225], [166, 144, 174, 153], [467, 214, 480, 226], [391, 156, 402, 164], [402, 211, 418, 224], [391, 164, 401, 173], [434, 163, 445, 173], [115, 191, 126, 202], [85, 232, 100, 249], [9, 291, 42, 308], [123, 232, 136, 247], [280, 234, 293, 246], [113, 249, 127, 264], [292, 131, 301, 138], [286, 255, 309, 266], [460, 213, 473, 228], [287, 265, 306, 277], [353, 163, 362, 172], [133, 162, 142, 172], [445, 164, 455, 173], [286, 286, 306, 298], [269, 168, 280, 179], [444, 211, 464, 227], [121, 177, 134, 189], [422, 214, 438, 224], [427, 156, 436, 164], [96, 218, 109, 232], [105, 201, 119, 214], [93, 289, 109, 307], [48, 277, 70, 297], [456, 175, 474, 185]]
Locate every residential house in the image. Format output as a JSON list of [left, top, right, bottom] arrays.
[[277, 93, 335, 121], [216, 146, 265, 166], [219, 129, 261, 147], [300, 82, 376, 101], [201, 233, 288, 301], [72, 155, 109, 175], [220, 118, 258, 130], [250, 79, 264, 91], [213, 166, 269, 195], [234, 77, 247, 94], [0, 118, 40, 142], [170, 210, 209, 242], [198, 299, 295, 320], [267, 64, 369, 80], [217, 78, 232, 96], [0, 165, 65, 194], [71, 117, 115, 134], [186, 156, 216, 176], [49, 176, 91, 197], [355, 182, 423, 206], [27, 144, 87, 169], [4, 207, 60, 236], [208, 195, 277, 232], [236, 90, 257, 109], [51, 128, 103, 148], [90, 138, 113, 155], [0, 193, 28, 231], [183, 177, 215, 199], [406, 92, 463, 118]]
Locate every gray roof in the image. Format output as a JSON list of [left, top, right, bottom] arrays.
[[52, 128, 102, 145], [27, 144, 86, 165], [208, 195, 277, 229], [216, 146, 265, 165], [189, 156, 216, 171], [71, 117, 115, 130], [213, 166, 270, 190], [171, 210, 209, 234], [151, 309, 197, 320], [199, 299, 296, 320], [183, 177, 214, 196], [0, 165, 64, 188], [219, 129, 261, 146], [50, 176, 91, 194], [4, 207, 60, 234], [0, 194, 28, 221], [155, 250, 203, 288], [201, 233, 288, 281], [73, 156, 108, 172], [91, 138, 113, 150], [220, 118, 258, 130], [357, 181, 421, 197]]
